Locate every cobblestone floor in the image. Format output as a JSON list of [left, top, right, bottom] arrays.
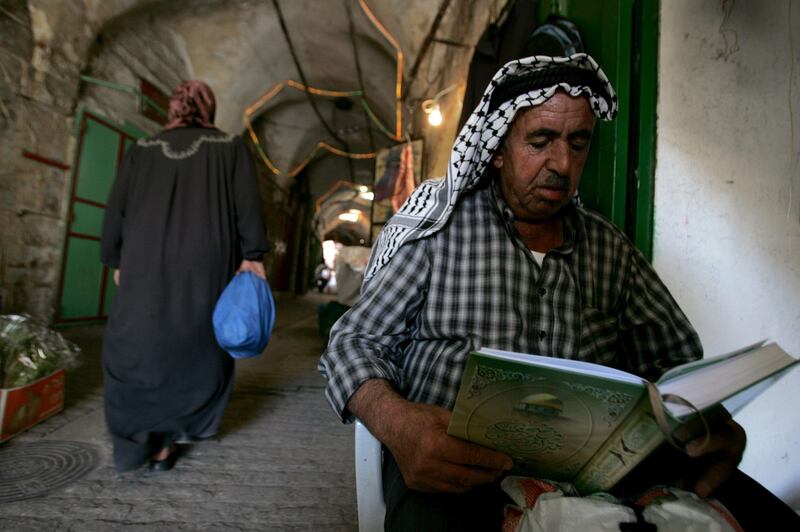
[[0, 292, 357, 531]]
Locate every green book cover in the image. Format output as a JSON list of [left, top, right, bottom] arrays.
[[447, 343, 798, 493], [448, 349, 647, 484]]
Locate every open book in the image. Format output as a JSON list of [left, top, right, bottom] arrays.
[[447, 341, 798, 494]]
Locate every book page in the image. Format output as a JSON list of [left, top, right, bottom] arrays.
[[657, 339, 767, 383], [479, 348, 644, 385], [658, 343, 798, 418]]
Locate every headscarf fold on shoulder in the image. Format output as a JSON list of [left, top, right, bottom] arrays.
[[363, 53, 618, 283], [165, 80, 216, 130]]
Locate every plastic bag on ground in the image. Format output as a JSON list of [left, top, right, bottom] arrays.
[[0, 314, 82, 388]]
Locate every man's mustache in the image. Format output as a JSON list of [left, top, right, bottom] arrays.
[[537, 172, 571, 190]]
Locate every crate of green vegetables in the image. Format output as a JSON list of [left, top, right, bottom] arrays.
[[0, 315, 81, 441]]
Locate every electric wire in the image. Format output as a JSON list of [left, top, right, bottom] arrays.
[[271, 0, 355, 180], [357, 0, 403, 138], [344, 0, 377, 155], [402, 0, 452, 101], [245, 0, 404, 176]]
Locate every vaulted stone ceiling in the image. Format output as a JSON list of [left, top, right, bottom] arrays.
[[85, 0, 506, 205], [59, 0, 505, 242]]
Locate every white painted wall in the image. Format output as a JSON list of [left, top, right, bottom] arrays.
[[655, 0, 800, 508]]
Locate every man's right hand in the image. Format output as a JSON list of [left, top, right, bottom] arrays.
[[348, 379, 513, 494], [387, 401, 514, 493]]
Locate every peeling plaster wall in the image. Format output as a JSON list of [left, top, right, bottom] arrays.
[[77, 13, 192, 135], [655, 0, 800, 507], [171, 1, 280, 134]]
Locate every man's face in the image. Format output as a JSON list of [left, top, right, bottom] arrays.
[[492, 92, 596, 223]]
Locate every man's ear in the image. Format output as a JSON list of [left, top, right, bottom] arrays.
[[492, 152, 503, 169]]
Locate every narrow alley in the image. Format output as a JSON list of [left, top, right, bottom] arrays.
[[2, 1, 799, 528], [0, 293, 357, 531]]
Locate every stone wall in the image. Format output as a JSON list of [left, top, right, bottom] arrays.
[[0, 0, 183, 320], [1, 0, 90, 319]]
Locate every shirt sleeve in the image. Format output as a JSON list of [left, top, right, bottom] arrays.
[[618, 248, 703, 382], [100, 144, 136, 269], [232, 136, 269, 259], [318, 237, 431, 423]]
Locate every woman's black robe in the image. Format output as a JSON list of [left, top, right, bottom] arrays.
[[100, 127, 268, 471]]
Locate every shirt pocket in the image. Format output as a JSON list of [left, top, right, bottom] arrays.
[[578, 306, 619, 366]]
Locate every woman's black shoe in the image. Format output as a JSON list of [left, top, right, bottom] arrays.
[[148, 446, 178, 471]]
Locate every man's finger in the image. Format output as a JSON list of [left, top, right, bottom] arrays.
[[449, 438, 513, 471], [693, 458, 738, 498], [686, 420, 746, 458], [402, 464, 495, 494], [439, 462, 505, 490], [410, 476, 473, 494], [457, 465, 505, 487]]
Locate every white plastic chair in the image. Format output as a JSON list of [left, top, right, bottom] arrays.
[[354, 420, 386, 531]]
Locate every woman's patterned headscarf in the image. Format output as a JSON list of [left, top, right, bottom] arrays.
[[165, 80, 216, 130], [364, 53, 617, 282]]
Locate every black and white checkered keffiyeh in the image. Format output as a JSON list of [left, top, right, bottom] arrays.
[[365, 53, 617, 282]]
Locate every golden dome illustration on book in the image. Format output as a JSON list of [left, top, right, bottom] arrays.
[[514, 393, 564, 417]]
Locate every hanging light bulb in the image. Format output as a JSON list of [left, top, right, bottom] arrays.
[[357, 185, 374, 200], [427, 102, 443, 126], [421, 85, 457, 127], [338, 209, 362, 223]]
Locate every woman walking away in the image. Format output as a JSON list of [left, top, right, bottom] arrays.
[[100, 80, 269, 472]]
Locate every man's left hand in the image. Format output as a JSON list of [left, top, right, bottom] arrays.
[[682, 418, 746, 497]]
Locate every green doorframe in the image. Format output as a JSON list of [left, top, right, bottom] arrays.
[[541, 0, 659, 260], [54, 109, 145, 324], [629, 0, 659, 260]]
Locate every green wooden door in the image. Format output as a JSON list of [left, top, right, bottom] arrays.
[[56, 111, 144, 323], [539, 0, 659, 259]]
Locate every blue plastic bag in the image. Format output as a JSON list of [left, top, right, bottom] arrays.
[[212, 271, 276, 358]]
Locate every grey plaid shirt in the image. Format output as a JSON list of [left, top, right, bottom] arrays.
[[319, 182, 702, 422]]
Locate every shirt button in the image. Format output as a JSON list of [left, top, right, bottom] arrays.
[[538, 330, 547, 340], [538, 288, 547, 297]]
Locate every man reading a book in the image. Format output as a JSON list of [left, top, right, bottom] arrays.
[[318, 54, 785, 530]]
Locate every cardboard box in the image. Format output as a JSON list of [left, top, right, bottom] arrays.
[[0, 369, 65, 442]]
